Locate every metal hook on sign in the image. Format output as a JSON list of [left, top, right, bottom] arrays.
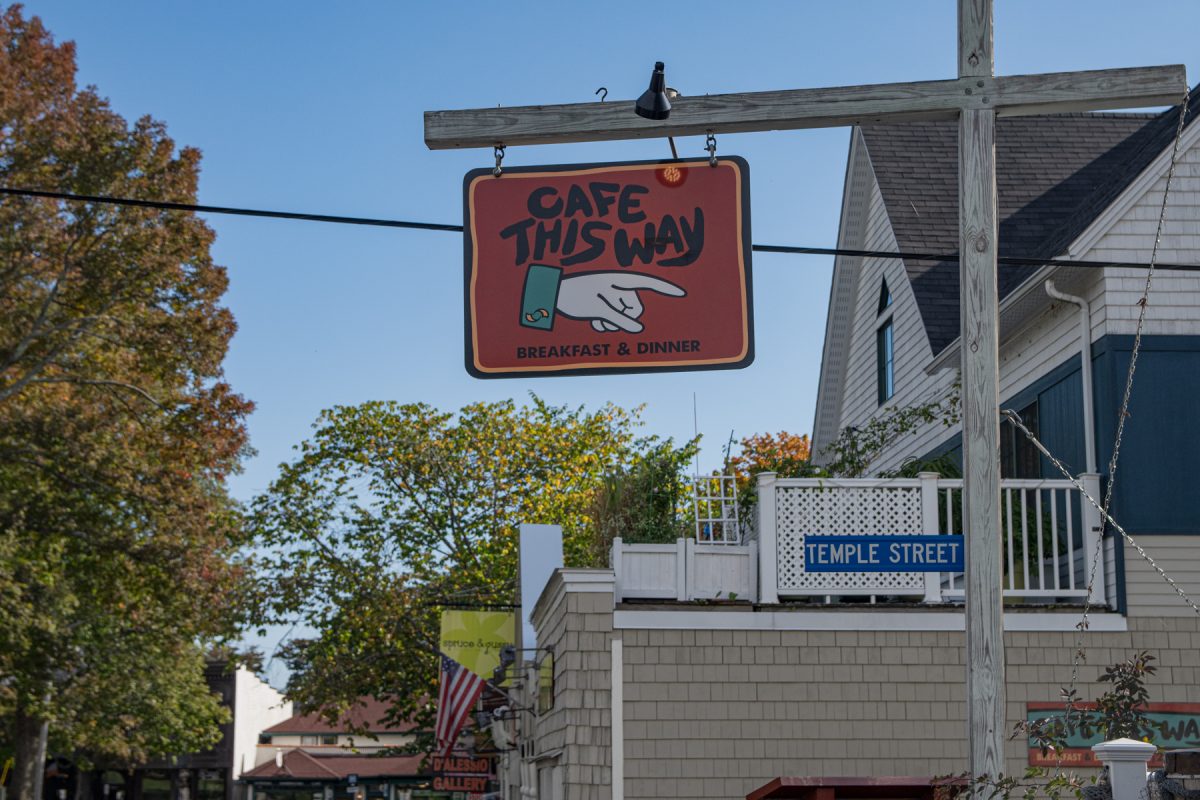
[[595, 87, 608, 102], [493, 145, 505, 178], [705, 133, 718, 167]]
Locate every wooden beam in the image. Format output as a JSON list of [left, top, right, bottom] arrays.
[[424, 64, 1185, 149], [960, 105, 1005, 785], [958, 0, 993, 77], [959, 0, 1005, 787]]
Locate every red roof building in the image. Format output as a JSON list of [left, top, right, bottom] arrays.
[[245, 699, 486, 800]]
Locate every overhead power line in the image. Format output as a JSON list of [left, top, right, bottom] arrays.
[[3, 185, 1198, 273]]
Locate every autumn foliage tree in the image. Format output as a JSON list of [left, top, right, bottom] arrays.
[[250, 398, 686, 729], [725, 431, 816, 508], [0, 7, 252, 797]]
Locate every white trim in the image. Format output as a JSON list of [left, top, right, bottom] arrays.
[[557, 569, 616, 590], [1067, 119, 1200, 259], [927, 115, 1200, 372], [530, 569, 616, 632], [612, 608, 1127, 632], [812, 130, 874, 459], [927, 263, 1058, 372], [610, 639, 623, 800]]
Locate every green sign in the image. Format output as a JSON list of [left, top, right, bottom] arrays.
[[1025, 703, 1200, 766]]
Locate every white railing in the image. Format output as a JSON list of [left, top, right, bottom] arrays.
[[933, 478, 1096, 601], [609, 472, 1108, 608], [756, 471, 1106, 606], [612, 537, 757, 602]]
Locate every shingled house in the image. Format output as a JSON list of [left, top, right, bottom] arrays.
[[811, 88, 1200, 552]]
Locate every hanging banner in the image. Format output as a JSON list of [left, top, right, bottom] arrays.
[[438, 609, 515, 679], [463, 157, 753, 377]]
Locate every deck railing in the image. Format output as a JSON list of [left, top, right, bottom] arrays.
[[756, 472, 1106, 606], [612, 472, 1108, 607]]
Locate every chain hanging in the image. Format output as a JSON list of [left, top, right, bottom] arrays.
[[493, 145, 506, 177], [705, 133, 717, 167]]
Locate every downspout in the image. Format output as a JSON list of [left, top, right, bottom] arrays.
[[1044, 280, 1097, 473]]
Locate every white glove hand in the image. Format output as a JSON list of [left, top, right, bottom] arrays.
[[555, 272, 686, 333]]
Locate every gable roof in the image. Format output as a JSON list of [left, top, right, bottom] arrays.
[[859, 86, 1200, 355], [263, 697, 417, 735], [242, 749, 426, 781]]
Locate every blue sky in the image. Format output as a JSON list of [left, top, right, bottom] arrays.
[[23, 1, 1200, 683]]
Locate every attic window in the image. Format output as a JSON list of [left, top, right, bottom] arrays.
[[877, 280, 892, 315], [876, 320, 895, 405]]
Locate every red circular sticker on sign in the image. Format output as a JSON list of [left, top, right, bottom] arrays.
[[655, 165, 688, 188]]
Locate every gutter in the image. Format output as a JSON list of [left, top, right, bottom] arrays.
[[1043, 280, 1097, 473], [926, 263, 1059, 373]]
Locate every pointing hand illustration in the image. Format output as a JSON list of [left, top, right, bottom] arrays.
[[519, 265, 686, 334]]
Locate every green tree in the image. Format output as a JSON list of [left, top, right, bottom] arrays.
[[587, 439, 700, 563], [824, 380, 961, 477], [251, 397, 686, 728], [0, 8, 252, 796]]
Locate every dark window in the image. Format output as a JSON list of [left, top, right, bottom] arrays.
[[878, 279, 892, 314], [258, 734, 271, 745], [140, 771, 172, 800], [321, 734, 337, 745], [876, 320, 894, 404], [1001, 401, 1040, 478]]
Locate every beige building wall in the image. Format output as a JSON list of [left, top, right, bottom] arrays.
[[530, 571, 617, 800], [531, 566, 1200, 800]]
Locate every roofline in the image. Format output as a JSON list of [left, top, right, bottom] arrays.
[[926, 116, 1200, 371], [810, 129, 869, 463], [1067, 116, 1200, 259], [261, 728, 409, 735], [926, 262, 1059, 372]]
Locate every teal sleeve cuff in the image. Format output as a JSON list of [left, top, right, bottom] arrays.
[[520, 264, 561, 330]]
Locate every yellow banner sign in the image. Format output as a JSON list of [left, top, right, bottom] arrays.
[[439, 610, 515, 679]]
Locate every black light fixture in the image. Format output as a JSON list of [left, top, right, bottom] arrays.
[[635, 61, 671, 120]]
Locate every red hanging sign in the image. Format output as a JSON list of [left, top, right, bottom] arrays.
[[463, 157, 753, 377]]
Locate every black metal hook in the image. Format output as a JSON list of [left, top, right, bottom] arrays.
[[595, 87, 608, 102]]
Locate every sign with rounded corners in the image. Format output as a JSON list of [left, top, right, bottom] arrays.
[[463, 157, 753, 377]]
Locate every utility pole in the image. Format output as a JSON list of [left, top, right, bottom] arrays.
[[425, 0, 1184, 782]]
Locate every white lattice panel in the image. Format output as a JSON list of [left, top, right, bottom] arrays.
[[776, 485, 925, 594]]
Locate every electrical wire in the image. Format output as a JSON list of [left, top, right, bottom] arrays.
[[4, 185, 1200, 273], [0, 186, 462, 232]]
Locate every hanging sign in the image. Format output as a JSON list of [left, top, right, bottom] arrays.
[[463, 157, 753, 377], [432, 755, 493, 794], [1025, 703, 1200, 766], [803, 535, 964, 572], [438, 609, 515, 679]]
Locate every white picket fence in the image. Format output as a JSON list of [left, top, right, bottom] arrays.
[[611, 472, 1108, 606]]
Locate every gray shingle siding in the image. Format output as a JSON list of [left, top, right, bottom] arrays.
[[859, 87, 1199, 354]]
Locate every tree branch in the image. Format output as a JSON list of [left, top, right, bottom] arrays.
[[27, 377, 168, 410]]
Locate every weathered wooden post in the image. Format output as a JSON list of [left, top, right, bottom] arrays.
[[957, 0, 1005, 779]]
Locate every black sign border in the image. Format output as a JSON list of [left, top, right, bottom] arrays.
[[462, 156, 754, 379]]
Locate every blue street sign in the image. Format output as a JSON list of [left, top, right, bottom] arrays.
[[803, 535, 964, 572]]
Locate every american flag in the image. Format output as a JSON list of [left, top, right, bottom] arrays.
[[435, 654, 486, 756]]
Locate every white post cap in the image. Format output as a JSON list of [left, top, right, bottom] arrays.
[[1093, 738, 1157, 800], [1092, 738, 1157, 761]]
